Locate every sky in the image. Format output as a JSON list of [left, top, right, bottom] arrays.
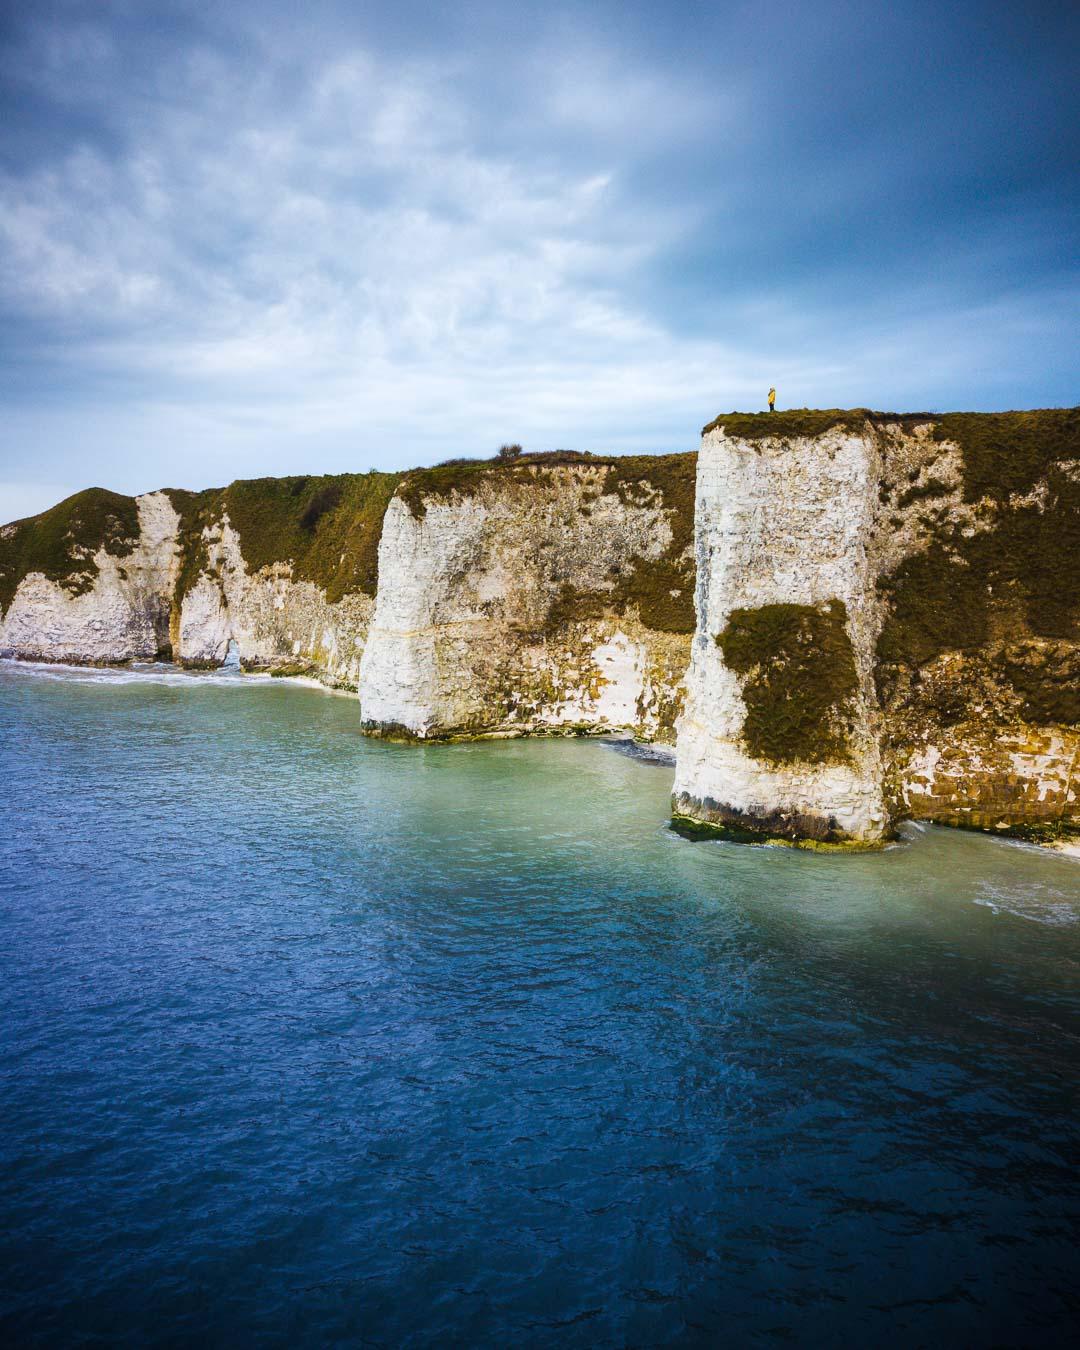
[[1, 0, 1077, 521]]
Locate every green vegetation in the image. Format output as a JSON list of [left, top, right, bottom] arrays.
[[701, 408, 928, 440], [669, 809, 885, 850], [933, 408, 1080, 502], [876, 409, 1080, 706], [395, 450, 598, 520], [163, 486, 225, 608], [895, 477, 951, 510], [598, 453, 698, 633], [1001, 643, 1080, 725], [716, 600, 859, 765], [0, 488, 140, 613], [989, 819, 1080, 846], [164, 472, 400, 605], [396, 449, 698, 634], [875, 547, 989, 668], [701, 406, 1078, 492], [220, 472, 400, 601]]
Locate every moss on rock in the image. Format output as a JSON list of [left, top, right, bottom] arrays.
[[669, 814, 885, 851], [163, 472, 400, 606], [0, 488, 140, 613], [875, 408, 1080, 716], [1001, 641, 1080, 725], [716, 600, 860, 765]]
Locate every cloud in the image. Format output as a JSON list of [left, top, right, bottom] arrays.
[[0, 0, 1076, 520]]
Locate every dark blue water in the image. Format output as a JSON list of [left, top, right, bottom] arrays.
[[2, 662, 1078, 1346]]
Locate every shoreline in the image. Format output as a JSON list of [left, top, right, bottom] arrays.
[[2, 654, 1073, 861]]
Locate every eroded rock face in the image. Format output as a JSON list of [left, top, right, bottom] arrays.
[[675, 411, 1079, 844], [0, 492, 180, 663], [3, 415, 1075, 847], [673, 427, 888, 843], [358, 462, 694, 740], [173, 518, 374, 688]]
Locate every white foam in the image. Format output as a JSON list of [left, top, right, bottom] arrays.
[[0, 657, 265, 688], [973, 881, 1079, 927]]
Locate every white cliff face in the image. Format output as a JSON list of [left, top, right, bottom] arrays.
[[175, 518, 374, 688], [0, 492, 180, 664], [673, 427, 888, 842], [176, 572, 232, 667], [358, 468, 691, 739]]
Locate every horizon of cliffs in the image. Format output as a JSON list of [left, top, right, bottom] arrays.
[[2, 408, 1077, 852]]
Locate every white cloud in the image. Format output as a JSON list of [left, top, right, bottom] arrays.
[[0, 28, 743, 479], [0, 8, 1074, 512]]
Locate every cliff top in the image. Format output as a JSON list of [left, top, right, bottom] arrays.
[[0, 487, 140, 614], [703, 407, 1079, 502], [5, 412, 1075, 624], [163, 472, 402, 605]]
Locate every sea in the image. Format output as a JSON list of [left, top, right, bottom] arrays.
[[1, 660, 1077, 1346]]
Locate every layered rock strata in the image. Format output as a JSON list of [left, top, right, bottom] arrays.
[[674, 409, 1079, 847]]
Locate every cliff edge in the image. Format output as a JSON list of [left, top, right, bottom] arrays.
[[358, 452, 696, 742], [673, 409, 1079, 848], [3, 411, 1076, 849]]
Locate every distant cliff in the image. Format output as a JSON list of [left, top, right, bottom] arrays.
[[0, 451, 696, 742], [359, 453, 696, 742], [0, 473, 400, 689], [2, 412, 1076, 847], [673, 408, 1079, 848]]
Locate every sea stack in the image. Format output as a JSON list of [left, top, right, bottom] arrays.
[[673, 409, 1079, 847]]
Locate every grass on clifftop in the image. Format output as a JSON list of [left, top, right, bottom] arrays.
[[875, 408, 1080, 717], [0, 488, 140, 614], [220, 472, 400, 601], [701, 409, 897, 440], [702, 406, 1077, 499], [932, 408, 1080, 502], [717, 600, 860, 764], [165, 472, 400, 604], [394, 450, 600, 520]]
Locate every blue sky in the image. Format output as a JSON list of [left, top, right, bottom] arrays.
[[1, 0, 1077, 520]]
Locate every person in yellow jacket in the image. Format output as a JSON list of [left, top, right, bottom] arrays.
[[768, 386, 776, 411]]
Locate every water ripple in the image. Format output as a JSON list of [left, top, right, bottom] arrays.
[[1, 663, 1078, 1346]]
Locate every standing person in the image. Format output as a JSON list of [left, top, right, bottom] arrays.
[[768, 386, 776, 412]]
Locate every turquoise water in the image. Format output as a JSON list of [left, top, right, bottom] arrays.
[[1, 661, 1078, 1346]]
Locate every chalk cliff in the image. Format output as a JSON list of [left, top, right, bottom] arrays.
[[0, 454, 696, 738], [358, 454, 696, 742], [673, 409, 1079, 847], [2, 411, 1076, 849], [0, 489, 179, 663], [0, 473, 398, 688], [164, 473, 398, 688]]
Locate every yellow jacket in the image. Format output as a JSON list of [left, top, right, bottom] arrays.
[[768, 388, 776, 401]]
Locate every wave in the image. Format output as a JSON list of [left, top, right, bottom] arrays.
[[973, 880, 1078, 926], [0, 657, 268, 688]]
